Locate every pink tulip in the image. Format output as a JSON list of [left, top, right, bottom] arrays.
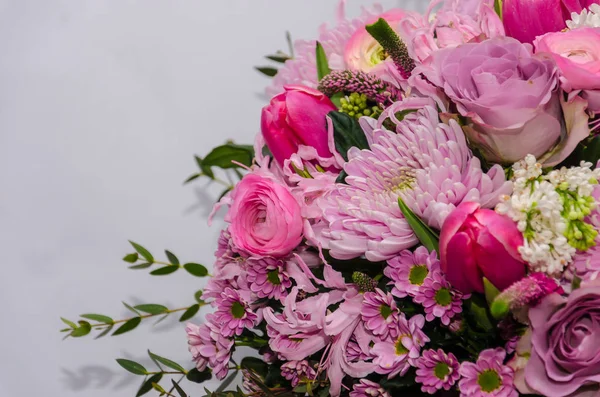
[[261, 85, 336, 166], [502, 0, 596, 44], [440, 202, 526, 294]]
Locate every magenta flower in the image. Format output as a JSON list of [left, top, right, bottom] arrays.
[[372, 314, 430, 378], [361, 289, 401, 339], [318, 100, 510, 261], [213, 287, 258, 337], [281, 360, 316, 387], [385, 246, 440, 298], [350, 379, 391, 397], [413, 270, 466, 326], [185, 314, 234, 380], [459, 348, 517, 397], [415, 349, 461, 394], [246, 257, 292, 300]]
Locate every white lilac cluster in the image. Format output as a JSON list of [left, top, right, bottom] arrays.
[[566, 4, 600, 29], [496, 155, 600, 276]]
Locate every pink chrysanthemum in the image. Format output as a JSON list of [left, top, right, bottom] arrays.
[[281, 360, 316, 387], [361, 289, 401, 339], [267, 5, 384, 97], [318, 103, 511, 261], [350, 379, 391, 397], [204, 229, 247, 303], [246, 257, 292, 300], [242, 369, 263, 394], [371, 314, 430, 378], [213, 287, 257, 337], [413, 270, 466, 326], [459, 348, 518, 397], [185, 314, 234, 380], [568, 245, 600, 282], [385, 246, 440, 298], [415, 349, 461, 394]]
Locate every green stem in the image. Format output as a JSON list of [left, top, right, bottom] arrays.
[[91, 304, 207, 329]]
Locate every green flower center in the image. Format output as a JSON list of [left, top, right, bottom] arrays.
[[434, 288, 452, 307], [380, 304, 393, 320], [434, 362, 450, 380], [409, 265, 429, 285], [477, 369, 502, 393], [395, 336, 409, 356], [267, 270, 281, 285], [231, 302, 246, 319], [369, 44, 387, 65]]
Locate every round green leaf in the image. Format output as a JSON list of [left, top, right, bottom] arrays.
[[186, 368, 212, 384], [116, 358, 148, 375], [183, 263, 208, 277], [70, 321, 92, 337], [123, 253, 139, 263]]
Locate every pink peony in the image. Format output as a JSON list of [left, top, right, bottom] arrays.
[[440, 202, 526, 294], [225, 172, 303, 258], [261, 85, 336, 166]]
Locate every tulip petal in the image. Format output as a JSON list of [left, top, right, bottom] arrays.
[[443, 231, 483, 293], [475, 228, 526, 292]]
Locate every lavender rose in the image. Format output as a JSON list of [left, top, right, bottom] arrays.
[[525, 280, 600, 396], [420, 36, 588, 165]]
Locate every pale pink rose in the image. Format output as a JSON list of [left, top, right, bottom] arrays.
[[225, 173, 303, 258]]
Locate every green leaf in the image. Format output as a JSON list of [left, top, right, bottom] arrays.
[[129, 263, 153, 270], [216, 370, 238, 392], [572, 275, 582, 290], [171, 380, 188, 397], [70, 321, 92, 337], [483, 278, 501, 306], [179, 304, 200, 322], [61, 317, 77, 329], [134, 304, 168, 315], [123, 253, 139, 263], [255, 66, 278, 77], [194, 290, 203, 303], [112, 317, 142, 336], [129, 241, 154, 263], [203, 143, 254, 169], [116, 358, 148, 375], [184, 173, 201, 184], [150, 265, 179, 276], [494, 0, 503, 19], [94, 324, 114, 339], [335, 169, 348, 184], [137, 374, 163, 397], [286, 31, 294, 58], [218, 187, 233, 202], [123, 302, 142, 315], [80, 314, 113, 324], [265, 53, 290, 63], [398, 198, 440, 253], [241, 357, 268, 378], [183, 263, 209, 277], [328, 111, 370, 161], [148, 351, 186, 373], [165, 250, 180, 265], [187, 367, 212, 384], [315, 41, 330, 81], [465, 295, 494, 332]]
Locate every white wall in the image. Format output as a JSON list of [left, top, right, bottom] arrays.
[[0, 1, 427, 396]]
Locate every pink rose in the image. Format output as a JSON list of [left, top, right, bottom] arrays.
[[535, 28, 600, 112], [261, 85, 336, 167], [226, 173, 303, 257], [440, 202, 526, 294]]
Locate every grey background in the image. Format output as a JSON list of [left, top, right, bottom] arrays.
[[0, 1, 427, 395]]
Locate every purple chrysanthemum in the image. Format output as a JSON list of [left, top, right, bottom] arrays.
[[281, 360, 316, 387], [385, 246, 440, 298], [185, 314, 234, 380], [213, 287, 257, 337], [459, 348, 517, 397], [350, 379, 391, 397], [346, 336, 372, 362], [204, 229, 247, 302], [415, 349, 460, 394], [318, 103, 511, 261], [246, 257, 292, 300], [361, 289, 401, 339], [413, 270, 466, 326], [371, 314, 430, 378]]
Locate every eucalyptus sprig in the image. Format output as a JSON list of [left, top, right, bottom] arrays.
[[124, 241, 210, 278]]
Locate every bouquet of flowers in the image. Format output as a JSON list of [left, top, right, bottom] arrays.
[[62, 0, 600, 395]]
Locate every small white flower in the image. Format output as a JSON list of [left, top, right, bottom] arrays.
[[567, 4, 600, 29]]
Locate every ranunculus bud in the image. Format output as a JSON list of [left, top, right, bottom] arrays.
[[261, 85, 336, 166], [502, 0, 598, 44], [440, 202, 526, 294]]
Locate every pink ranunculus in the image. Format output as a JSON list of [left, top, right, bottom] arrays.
[[226, 173, 303, 258], [421, 36, 587, 165], [440, 202, 526, 294], [343, 9, 408, 77], [502, 0, 596, 44], [535, 28, 600, 113], [261, 85, 336, 166]]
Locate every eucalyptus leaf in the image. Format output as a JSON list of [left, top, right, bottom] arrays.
[[183, 263, 209, 277], [116, 358, 148, 375], [123, 302, 141, 315], [137, 374, 162, 397], [171, 380, 188, 397], [241, 357, 268, 377], [179, 304, 200, 322], [134, 304, 168, 315], [61, 317, 77, 329], [129, 263, 153, 270], [187, 368, 212, 384], [398, 198, 440, 253], [123, 253, 139, 263], [70, 321, 92, 337], [148, 351, 186, 373], [165, 250, 180, 265], [265, 53, 289, 63], [81, 314, 114, 324], [129, 241, 154, 263], [203, 143, 254, 169], [216, 370, 238, 392], [112, 317, 142, 336], [194, 290, 203, 303], [150, 265, 179, 276], [255, 66, 278, 77], [184, 173, 201, 184], [94, 324, 114, 339]]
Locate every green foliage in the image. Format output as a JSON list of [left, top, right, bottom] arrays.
[[148, 351, 186, 373], [171, 379, 189, 397], [315, 41, 331, 81], [165, 250, 180, 265], [123, 253, 139, 263], [80, 314, 113, 323], [328, 111, 370, 161], [116, 358, 148, 375], [398, 198, 440, 253], [183, 263, 209, 277], [255, 66, 278, 77], [112, 317, 142, 336], [179, 304, 200, 322], [70, 320, 92, 337], [137, 374, 162, 397], [464, 294, 495, 332], [129, 241, 154, 263], [203, 143, 254, 169], [150, 265, 179, 276], [483, 278, 501, 306], [134, 304, 168, 315], [187, 368, 212, 384]]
